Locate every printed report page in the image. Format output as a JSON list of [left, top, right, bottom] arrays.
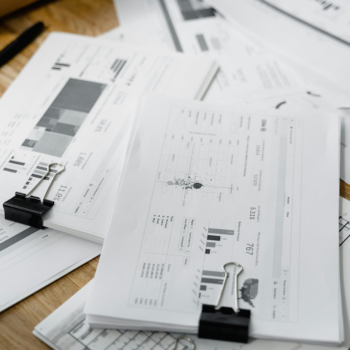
[[34, 278, 349, 350], [205, 0, 350, 95], [0, 216, 101, 312], [0, 32, 217, 242], [114, 0, 303, 101], [86, 96, 341, 344], [261, 0, 350, 44], [240, 87, 350, 184]]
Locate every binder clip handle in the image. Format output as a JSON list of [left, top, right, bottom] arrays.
[[215, 262, 243, 313], [172, 336, 195, 350], [198, 261, 251, 344], [25, 162, 65, 200]]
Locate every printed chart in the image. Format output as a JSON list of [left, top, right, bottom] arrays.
[[153, 107, 238, 207]]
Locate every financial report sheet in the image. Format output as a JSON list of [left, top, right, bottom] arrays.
[[0, 33, 217, 242], [114, 0, 302, 101], [0, 216, 101, 312], [86, 96, 341, 343]]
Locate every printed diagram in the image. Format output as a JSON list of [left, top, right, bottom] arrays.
[[154, 135, 238, 206], [239, 279, 259, 307], [21, 79, 106, 157], [166, 176, 203, 190], [339, 216, 350, 247]]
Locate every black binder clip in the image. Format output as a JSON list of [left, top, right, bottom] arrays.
[[3, 163, 65, 229], [198, 262, 251, 343]]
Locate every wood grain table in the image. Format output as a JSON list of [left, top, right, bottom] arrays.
[[0, 1, 117, 349], [0, 1, 348, 349]]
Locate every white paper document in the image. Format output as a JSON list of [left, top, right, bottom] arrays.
[[34, 281, 245, 350], [261, 0, 350, 44], [0, 215, 101, 312], [114, 0, 302, 101], [34, 276, 349, 350], [206, 0, 350, 95], [234, 87, 350, 184], [85, 96, 341, 344], [0, 32, 218, 243], [99, 26, 152, 48]]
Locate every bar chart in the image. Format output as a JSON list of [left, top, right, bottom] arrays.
[[110, 58, 127, 82], [200, 270, 225, 290], [175, 0, 215, 21], [3, 157, 27, 175], [205, 227, 234, 255], [21, 78, 106, 157]]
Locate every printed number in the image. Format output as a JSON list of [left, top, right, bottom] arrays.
[[53, 185, 67, 201], [74, 152, 86, 167], [250, 207, 256, 220], [246, 243, 254, 255]]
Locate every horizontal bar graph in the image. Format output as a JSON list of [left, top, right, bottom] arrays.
[[3, 156, 27, 175], [3, 168, 16, 173], [207, 235, 220, 241], [200, 227, 234, 295], [202, 270, 225, 278], [201, 278, 224, 285], [111, 59, 127, 82], [9, 160, 25, 166], [200, 270, 225, 292], [208, 228, 234, 235]]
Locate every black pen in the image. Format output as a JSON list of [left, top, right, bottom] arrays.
[[0, 22, 44, 68]]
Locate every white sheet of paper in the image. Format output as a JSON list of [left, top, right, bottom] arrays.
[[99, 24, 165, 49], [85, 95, 341, 344], [205, 0, 350, 95], [34, 277, 349, 350], [0, 32, 218, 243], [101, 22, 350, 186], [32, 197, 350, 349], [113, 0, 303, 101], [261, 0, 350, 44], [229, 87, 350, 184], [0, 215, 101, 312], [34, 281, 244, 350]]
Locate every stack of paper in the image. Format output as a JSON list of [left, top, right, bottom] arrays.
[[0, 30, 217, 314], [0, 32, 218, 243], [84, 95, 341, 344], [260, 0, 350, 45], [0, 217, 101, 312], [32, 197, 350, 350], [204, 0, 350, 94], [32, 198, 350, 350], [113, 0, 304, 102], [0, 0, 346, 348]]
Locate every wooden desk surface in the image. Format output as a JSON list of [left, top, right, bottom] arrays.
[[0, 1, 116, 349], [0, 1, 349, 349]]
